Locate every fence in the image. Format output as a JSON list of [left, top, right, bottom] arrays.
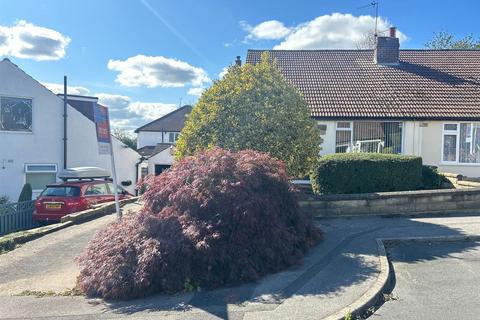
[[0, 200, 36, 235]]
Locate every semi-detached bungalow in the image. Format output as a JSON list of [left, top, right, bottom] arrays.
[[246, 28, 480, 177]]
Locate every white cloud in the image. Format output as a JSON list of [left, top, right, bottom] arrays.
[[273, 13, 406, 50], [107, 54, 210, 88], [242, 20, 291, 41], [218, 67, 229, 79], [96, 93, 130, 110], [41, 81, 90, 95], [96, 93, 178, 130], [127, 102, 177, 120], [0, 20, 70, 61], [187, 87, 205, 96]]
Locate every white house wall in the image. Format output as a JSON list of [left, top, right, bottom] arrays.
[[316, 121, 336, 155], [0, 60, 141, 200], [147, 147, 174, 174], [137, 131, 177, 149], [0, 60, 63, 200], [66, 109, 140, 194]]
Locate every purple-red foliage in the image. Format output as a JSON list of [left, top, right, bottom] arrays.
[[77, 148, 320, 300]]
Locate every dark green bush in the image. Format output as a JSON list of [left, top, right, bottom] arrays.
[[0, 195, 9, 205], [421, 165, 450, 189], [18, 183, 32, 202], [310, 153, 423, 194]]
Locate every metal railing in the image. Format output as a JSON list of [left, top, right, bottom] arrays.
[[0, 200, 35, 236]]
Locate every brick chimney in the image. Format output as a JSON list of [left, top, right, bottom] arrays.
[[374, 27, 399, 65]]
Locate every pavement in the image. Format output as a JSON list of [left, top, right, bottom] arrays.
[[0, 211, 479, 319], [372, 241, 480, 320]]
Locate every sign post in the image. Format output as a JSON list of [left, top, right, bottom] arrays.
[[93, 104, 121, 220]]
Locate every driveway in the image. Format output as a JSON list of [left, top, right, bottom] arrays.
[[0, 202, 143, 295], [0, 213, 479, 319], [372, 241, 480, 319]]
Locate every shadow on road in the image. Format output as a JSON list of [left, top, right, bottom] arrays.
[[103, 216, 480, 319]]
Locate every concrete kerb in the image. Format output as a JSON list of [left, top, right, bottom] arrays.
[[0, 197, 141, 254], [322, 234, 480, 320]]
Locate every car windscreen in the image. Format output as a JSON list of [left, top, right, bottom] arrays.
[[41, 186, 81, 197]]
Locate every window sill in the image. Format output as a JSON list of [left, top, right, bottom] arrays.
[[440, 162, 480, 167], [0, 130, 33, 134]]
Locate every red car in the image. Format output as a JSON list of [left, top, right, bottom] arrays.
[[33, 180, 131, 222]]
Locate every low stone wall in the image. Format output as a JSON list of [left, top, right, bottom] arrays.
[[60, 197, 140, 223], [299, 188, 480, 217]]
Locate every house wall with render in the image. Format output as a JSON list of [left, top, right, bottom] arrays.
[[147, 147, 174, 175], [137, 131, 178, 149], [0, 59, 141, 200]]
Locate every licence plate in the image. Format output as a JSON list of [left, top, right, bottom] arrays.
[[45, 203, 62, 209]]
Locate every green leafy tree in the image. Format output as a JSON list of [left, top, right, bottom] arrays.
[[175, 52, 321, 177], [112, 128, 137, 150], [426, 31, 480, 49]]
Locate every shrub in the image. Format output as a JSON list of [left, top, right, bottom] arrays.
[[421, 165, 450, 189], [0, 195, 9, 205], [310, 153, 423, 194], [77, 148, 320, 300], [18, 183, 32, 202], [175, 52, 321, 178]]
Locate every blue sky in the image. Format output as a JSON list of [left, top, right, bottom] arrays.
[[1, 0, 479, 131]]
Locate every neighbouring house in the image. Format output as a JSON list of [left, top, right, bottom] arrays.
[[246, 27, 480, 177], [0, 58, 143, 200], [135, 105, 192, 176]]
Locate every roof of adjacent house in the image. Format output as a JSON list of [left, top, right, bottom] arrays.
[[137, 143, 172, 158], [134, 105, 192, 133], [246, 49, 480, 120]]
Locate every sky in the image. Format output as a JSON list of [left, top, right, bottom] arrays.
[[1, 0, 479, 132]]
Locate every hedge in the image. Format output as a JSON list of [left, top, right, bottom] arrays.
[[310, 153, 423, 194]]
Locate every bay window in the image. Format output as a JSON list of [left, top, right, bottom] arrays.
[[442, 123, 480, 164], [335, 121, 403, 154]]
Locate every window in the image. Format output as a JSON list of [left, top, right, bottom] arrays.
[[84, 184, 108, 196], [1, 96, 32, 132], [335, 122, 352, 153], [167, 132, 180, 143], [41, 186, 80, 197], [335, 121, 403, 154], [442, 123, 480, 164], [25, 164, 57, 191]]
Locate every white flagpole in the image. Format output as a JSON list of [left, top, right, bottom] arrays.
[[109, 142, 122, 220]]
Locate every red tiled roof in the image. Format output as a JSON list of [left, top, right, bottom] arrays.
[[246, 50, 480, 120]]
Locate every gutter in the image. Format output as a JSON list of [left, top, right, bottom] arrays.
[[135, 156, 147, 196], [63, 76, 68, 169]]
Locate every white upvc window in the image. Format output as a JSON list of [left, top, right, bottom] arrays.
[[442, 122, 480, 164], [167, 132, 180, 143], [25, 164, 57, 192], [335, 121, 403, 154]]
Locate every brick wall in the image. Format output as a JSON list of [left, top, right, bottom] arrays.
[[374, 36, 400, 64]]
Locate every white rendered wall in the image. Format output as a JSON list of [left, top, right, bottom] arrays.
[[137, 131, 178, 148], [0, 60, 141, 199], [147, 147, 174, 175]]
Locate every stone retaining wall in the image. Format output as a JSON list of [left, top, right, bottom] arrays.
[[299, 188, 480, 217]]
